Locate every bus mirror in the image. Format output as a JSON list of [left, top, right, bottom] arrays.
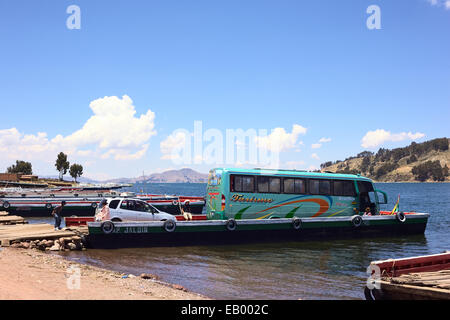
[[375, 190, 388, 204]]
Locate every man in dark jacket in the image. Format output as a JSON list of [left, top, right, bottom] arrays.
[[52, 201, 66, 231]]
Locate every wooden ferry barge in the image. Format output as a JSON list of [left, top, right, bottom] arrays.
[[85, 212, 429, 248], [83, 168, 430, 248]]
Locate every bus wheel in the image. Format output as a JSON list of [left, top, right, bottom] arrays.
[[226, 218, 237, 231], [101, 221, 115, 234], [351, 215, 363, 228], [292, 218, 302, 230], [163, 220, 176, 233], [396, 212, 406, 223]]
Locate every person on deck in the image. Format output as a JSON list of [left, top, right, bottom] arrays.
[[182, 200, 193, 221], [52, 201, 66, 231], [96, 199, 110, 221]]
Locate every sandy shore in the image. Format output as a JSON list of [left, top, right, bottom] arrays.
[[0, 247, 209, 300]]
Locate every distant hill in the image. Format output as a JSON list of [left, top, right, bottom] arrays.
[[103, 168, 208, 184], [320, 138, 450, 182]]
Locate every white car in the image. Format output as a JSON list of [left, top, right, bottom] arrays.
[[100, 198, 177, 222]]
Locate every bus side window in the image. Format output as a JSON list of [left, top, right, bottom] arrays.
[[333, 180, 356, 197], [269, 177, 281, 193], [257, 176, 269, 193]]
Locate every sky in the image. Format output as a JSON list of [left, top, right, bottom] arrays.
[[0, 0, 449, 180]]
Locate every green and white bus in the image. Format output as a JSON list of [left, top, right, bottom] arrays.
[[206, 168, 388, 220]]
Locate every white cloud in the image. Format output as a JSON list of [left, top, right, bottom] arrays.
[[285, 160, 306, 169], [0, 95, 156, 169], [311, 143, 322, 149], [361, 129, 425, 149], [160, 131, 190, 160], [311, 153, 320, 160], [319, 137, 332, 143], [255, 124, 307, 152], [427, 0, 450, 9]]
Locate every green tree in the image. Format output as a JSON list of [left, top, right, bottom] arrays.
[[7, 160, 33, 175], [69, 164, 83, 183], [55, 152, 70, 181]]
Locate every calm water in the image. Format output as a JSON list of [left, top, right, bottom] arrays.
[[55, 183, 449, 300]]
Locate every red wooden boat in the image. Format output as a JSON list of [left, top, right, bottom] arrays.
[[365, 252, 450, 300]]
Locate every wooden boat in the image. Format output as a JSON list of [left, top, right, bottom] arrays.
[[365, 252, 450, 300]]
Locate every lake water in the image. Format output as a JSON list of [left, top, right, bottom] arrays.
[[56, 183, 449, 300]]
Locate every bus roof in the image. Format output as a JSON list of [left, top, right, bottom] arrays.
[[211, 168, 373, 182]]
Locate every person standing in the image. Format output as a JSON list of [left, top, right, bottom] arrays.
[[52, 201, 66, 231]]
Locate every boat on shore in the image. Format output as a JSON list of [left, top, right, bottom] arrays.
[[365, 252, 450, 300], [0, 188, 205, 217]]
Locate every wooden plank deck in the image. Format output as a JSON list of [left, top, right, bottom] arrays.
[[0, 223, 79, 247], [0, 215, 27, 225]]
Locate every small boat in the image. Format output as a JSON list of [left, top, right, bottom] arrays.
[[365, 252, 450, 300]]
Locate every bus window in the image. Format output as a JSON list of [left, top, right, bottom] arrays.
[[309, 179, 331, 195], [283, 179, 295, 193], [357, 181, 374, 193], [309, 180, 320, 194], [257, 176, 269, 193], [285, 178, 306, 194], [319, 180, 331, 195], [295, 179, 306, 194], [232, 175, 255, 193], [269, 177, 281, 193], [333, 180, 356, 197]]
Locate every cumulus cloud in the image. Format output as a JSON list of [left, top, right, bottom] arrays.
[[311, 143, 322, 149], [0, 95, 156, 167], [361, 129, 425, 149], [255, 124, 307, 152], [319, 137, 332, 143], [427, 0, 450, 9], [160, 130, 190, 160], [311, 153, 320, 160]]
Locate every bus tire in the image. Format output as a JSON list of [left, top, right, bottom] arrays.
[[396, 212, 406, 223], [163, 220, 176, 233], [226, 218, 237, 231], [292, 218, 302, 230], [101, 221, 115, 234], [45, 203, 53, 210], [351, 215, 363, 228], [2, 201, 10, 209]]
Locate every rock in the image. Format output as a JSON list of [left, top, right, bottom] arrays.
[[172, 284, 188, 291], [140, 273, 160, 280], [49, 243, 60, 251], [21, 242, 30, 249], [67, 242, 77, 250], [11, 242, 21, 248], [46, 240, 54, 247]]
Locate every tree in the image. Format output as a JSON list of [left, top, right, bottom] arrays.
[[7, 160, 33, 175], [55, 152, 70, 181], [69, 164, 83, 183]]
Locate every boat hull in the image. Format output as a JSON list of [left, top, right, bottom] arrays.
[[86, 213, 429, 249]]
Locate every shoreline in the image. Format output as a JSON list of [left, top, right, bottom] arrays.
[[0, 247, 209, 300]]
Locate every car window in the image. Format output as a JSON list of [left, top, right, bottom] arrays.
[[109, 200, 120, 209], [120, 200, 136, 211]]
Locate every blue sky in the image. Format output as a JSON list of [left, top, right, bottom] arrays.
[[0, 0, 449, 180]]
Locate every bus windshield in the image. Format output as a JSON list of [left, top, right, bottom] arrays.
[[208, 169, 223, 186]]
